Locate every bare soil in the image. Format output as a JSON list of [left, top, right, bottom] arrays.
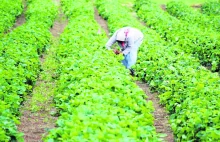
[[11, 0, 26, 31], [94, 8, 109, 37], [136, 81, 174, 142], [50, 6, 68, 37], [94, 6, 174, 142], [161, 4, 167, 11], [191, 4, 202, 9], [18, 98, 57, 141], [17, 0, 68, 141]]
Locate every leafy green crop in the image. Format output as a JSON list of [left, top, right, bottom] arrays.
[[135, 0, 220, 71], [166, 1, 220, 32], [0, 0, 57, 141], [96, 0, 220, 141], [45, 0, 160, 141], [201, 0, 220, 16], [0, 0, 23, 36]]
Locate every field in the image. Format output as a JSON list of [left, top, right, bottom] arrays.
[[154, 0, 208, 5], [0, 0, 219, 141]]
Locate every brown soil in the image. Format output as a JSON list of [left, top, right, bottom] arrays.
[[94, 6, 174, 142], [191, 4, 202, 12], [17, 0, 67, 141], [136, 81, 174, 142], [191, 4, 202, 9], [11, 0, 26, 31], [94, 8, 109, 37], [18, 96, 57, 142], [50, 3, 68, 37], [161, 4, 167, 11]]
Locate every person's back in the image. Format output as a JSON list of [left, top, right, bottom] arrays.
[[105, 27, 144, 75], [125, 27, 144, 43]]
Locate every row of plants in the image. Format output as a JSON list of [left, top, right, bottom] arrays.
[[134, 0, 220, 71], [0, 0, 57, 141], [166, 1, 220, 32], [201, 0, 220, 16], [96, 0, 220, 141], [45, 0, 161, 141], [0, 0, 23, 36]]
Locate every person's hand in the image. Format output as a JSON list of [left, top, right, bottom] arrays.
[[113, 49, 121, 55]]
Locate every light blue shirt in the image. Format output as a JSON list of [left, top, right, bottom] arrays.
[[105, 27, 144, 55]]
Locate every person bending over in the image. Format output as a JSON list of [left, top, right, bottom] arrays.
[[105, 27, 144, 75]]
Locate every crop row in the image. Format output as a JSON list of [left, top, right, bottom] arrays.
[[135, 0, 220, 71], [0, 0, 23, 36], [166, 1, 220, 32], [45, 0, 160, 141], [201, 0, 220, 16], [96, 0, 220, 141], [0, 0, 57, 141]]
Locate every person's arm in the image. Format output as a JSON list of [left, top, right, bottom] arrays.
[[105, 31, 118, 50], [122, 37, 134, 55]]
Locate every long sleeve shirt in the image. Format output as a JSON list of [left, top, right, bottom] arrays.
[[105, 27, 144, 55]]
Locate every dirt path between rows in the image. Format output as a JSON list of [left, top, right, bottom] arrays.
[[17, 0, 68, 141], [94, 7, 174, 142], [10, 0, 26, 31], [136, 82, 174, 142], [94, 8, 110, 38]]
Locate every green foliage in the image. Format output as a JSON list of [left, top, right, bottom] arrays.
[[0, 100, 22, 142], [201, 0, 220, 16], [29, 39, 59, 112], [166, 1, 220, 32], [135, 0, 220, 71], [25, 0, 58, 29], [96, 0, 220, 141], [0, 0, 23, 35], [134, 0, 220, 141], [151, 0, 208, 5], [45, 0, 160, 141], [0, 0, 57, 141]]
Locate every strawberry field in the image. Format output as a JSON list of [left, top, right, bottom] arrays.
[[0, 0, 219, 141]]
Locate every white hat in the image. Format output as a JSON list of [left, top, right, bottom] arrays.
[[116, 31, 126, 41]]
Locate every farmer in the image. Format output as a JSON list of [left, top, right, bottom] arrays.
[[105, 27, 144, 75]]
